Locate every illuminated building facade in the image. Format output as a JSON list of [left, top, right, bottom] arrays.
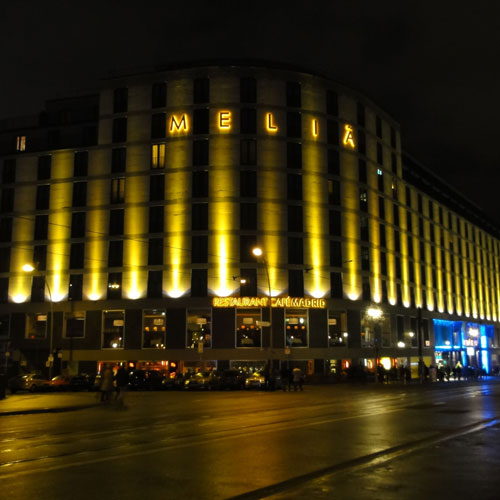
[[0, 61, 499, 377]]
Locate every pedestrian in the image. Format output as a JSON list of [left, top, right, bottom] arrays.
[[280, 365, 289, 392], [115, 364, 129, 404], [100, 363, 114, 402], [292, 367, 303, 391]]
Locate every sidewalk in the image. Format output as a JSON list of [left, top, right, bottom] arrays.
[[0, 391, 99, 417]]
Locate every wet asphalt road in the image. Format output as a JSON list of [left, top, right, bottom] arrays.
[[1, 381, 500, 500]]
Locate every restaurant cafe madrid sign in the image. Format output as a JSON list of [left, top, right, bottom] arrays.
[[212, 296, 326, 309]]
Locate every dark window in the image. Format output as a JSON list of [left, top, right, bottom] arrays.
[[192, 171, 208, 198], [240, 108, 256, 134], [240, 235, 257, 263], [327, 120, 338, 145], [287, 174, 302, 200], [405, 186, 411, 207], [107, 272, 122, 299], [1, 188, 14, 212], [360, 216, 369, 241], [108, 209, 124, 236], [152, 82, 167, 108], [357, 103, 365, 127], [193, 108, 209, 135], [36, 185, 50, 210], [111, 178, 125, 203], [240, 268, 257, 296], [151, 113, 166, 139], [391, 153, 397, 173], [288, 237, 303, 264], [326, 90, 338, 116], [37, 156, 51, 180], [148, 238, 163, 265], [381, 280, 388, 303], [377, 171, 384, 192], [396, 257, 402, 279], [361, 246, 370, 271], [377, 143, 383, 165], [0, 247, 11, 272], [379, 197, 385, 219], [33, 215, 47, 241], [113, 88, 128, 113], [192, 203, 208, 230], [240, 171, 257, 197], [287, 142, 302, 168], [0, 278, 10, 301], [407, 211, 413, 232], [362, 279, 371, 300], [191, 269, 208, 297], [31, 276, 45, 303], [193, 139, 209, 166], [240, 203, 257, 230], [288, 205, 303, 232], [240, 77, 257, 103], [108, 240, 123, 267], [193, 78, 209, 104], [329, 180, 341, 205], [82, 126, 97, 146], [329, 210, 341, 236], [68, 274, 83, 301], [2, 159, 15, 183], [147, 270, 163, 298], [71, 212, 86, 238], [111, 148, 126, 173], [330, 272, 343, 298], [191, 235, 208, 263], [394, 229, 401, 252], [359, 189, 368, 212], [149, 206, 164, 233], [393, 204, 400, 226], [150, 175, 165, 201], [240, 139, 257, 165], [379, 224, 386, 247], [112, 118, 127, 143], [381, 251, 387, 275], [286, 81, 301, 107], [328, 149, 340, 175], [397, 315, 404, 341], [330, 241, 342, 267], [358, 131, 366, 155], [288, 270, 304, 296], [391, 127, 397, 148], [286, 112, 301, 138], [376, 116, 382, 138], [72, 182, 87, 207], [70, 243, 84, 269], [74, 151, 88, 177], [358, 159, 367, 183]]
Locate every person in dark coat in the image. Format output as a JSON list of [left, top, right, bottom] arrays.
[[115, 364, 129, 401]]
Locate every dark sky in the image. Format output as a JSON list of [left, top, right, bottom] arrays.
[[1, 1, 499, 222]]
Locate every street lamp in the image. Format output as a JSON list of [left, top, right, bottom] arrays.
[[23, 264, 54, 379], [252, 247, 273, 387]]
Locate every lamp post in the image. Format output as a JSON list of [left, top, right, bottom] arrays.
[[366, 305, 383, 383], [252, 247, 273, 388], [23, 264, 54, 379]]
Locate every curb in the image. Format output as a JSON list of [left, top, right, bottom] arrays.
[[0, 403, 99, 417]]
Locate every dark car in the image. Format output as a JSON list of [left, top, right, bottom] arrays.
[[184, 371, 218, 390], [8, 374, 51, 393], [161, 373, 185, 390], [128, 370, 164, 390], [69, 373, 94, 391], [219, 369, 245, 390]]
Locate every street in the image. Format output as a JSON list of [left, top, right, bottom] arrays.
[[1, 382, 500, 499]]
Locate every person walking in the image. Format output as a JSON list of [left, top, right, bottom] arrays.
[[280, 365, 289, 392], [100, 363, 114, 402], [115, 364, 129, 404]]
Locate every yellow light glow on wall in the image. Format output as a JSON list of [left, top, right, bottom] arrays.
[[342, 124, 356, 148], [218, 111, 232, 131], [169, 113, 189, 133], [312, 119, 319, 137], [266, 112, 278, 132], [12, 293, 28, 304]]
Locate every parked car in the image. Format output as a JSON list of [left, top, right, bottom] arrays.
[[128, 370, 164, 390], [8, 374, 51, 393], [184, 371, 218, 390], [161, 373, 185, 390], [49, 375, 71, 391], [68, 373, 94, 391], [219, 369, 245, 390], [245, 372, 266, 389]]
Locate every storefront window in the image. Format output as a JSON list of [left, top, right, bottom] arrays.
[[187, 309, 211, 349], [102, 310, 124, 349], [285, 309, 308, 347], [328, 311, 347, 347], [0, 314, 10, 338], [64, 311, 85, 338], [143, 309, 166, 348], [26, 313, 47, 339], [236, 308, 261, 347]]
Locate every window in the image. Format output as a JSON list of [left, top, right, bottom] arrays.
[[143, 309, 166, 348], [394, 229, 401, 252], [288, 237, 303, 264], [151, 113, 166, 139], [151, 144, 165, 169], [72, 182, 87, 207], [376, 116, 382, 138], [71, 212, 86, 238], [107, 273, 122, 300], [16, 135, 26, 151], [379, 224, 386, 248], [108, 209, 124, 236], [70, 243, 84, 269], [112, 147, 126, 173], [193, 108, 209, 134], [361, 246, 370, 271], [36, 185, 50, 210], [330, 272, 343, 298], [111, 178, 125, 203], [328, 149, 340, 175], [288, 205, 303, 232], [112, 117, 127, 143], [38, 156, 51, 180], [391, 127, 397, 148], [33, 215, 47, 241], [102, 310, 124, 348], [360, 217, 369, 241], [236, 309, 262, 347], [0, 313, 10, 337], [240, 139, 256, 166], [286, 82, 301, 107], [64, 310, 84, 337], [68, 275, 83, 302], [147, 270, 163, 298], [2, 159, 16, 183], [0, 247, 10, 272], [187, 308, 211, 347], [240, 77, 257, 103], [286, 112, 301, 138], [191, 235, 208, 263], [391, 153, 397, 173], [0, 217, 12, 241], [328, 180, 340, 205], [192, 203, 208, 230], [1, 188, 14, 212], [31, 276, 45, 302], [357, 103, 365, 127], [26, 313, 47, 339], [239, 268, 257, 296], [377, 143, 383, 165], [393, 204, 400, 226], [329, 210, 341, 236], [149, 174, 165, 201], [327, 120, 338, 145], [152, 82, 167, 108], [330, 241, 342, 267], [240, 108, 256, 134], [380, 251, 387, 275], [328, 311, 344, 347], [287, 173, 302, 200], [149, 206, 164, 233], [74, 151, 88, 177], [148, 238, 163, 265], [240, 203, 257, 230], [192, 170, 208, 198], [285, 308, 307, 346], [190, 269, 208, 297], [359, 189, 368, 212], [379, 197, 385, 219], [326, 90, 338, 116], [82, 126, 97, 146], [193, 139, 209, 166], [108, 240, 123, 267], [113, 88, 128, 113], [240, 235, 257, 263], [358, 159, 367, 183], [287, 142, 302, 168], [193, 78, 209, 104], [358, 131, 366, 155], [240, 171, 257, 197]]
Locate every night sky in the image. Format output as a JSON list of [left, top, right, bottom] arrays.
[[1, 1, 499, 222]]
